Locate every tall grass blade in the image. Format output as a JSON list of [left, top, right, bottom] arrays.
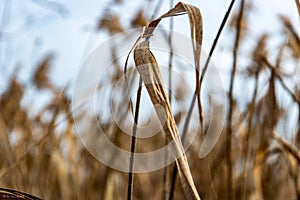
[[134, 40, 200, 200]]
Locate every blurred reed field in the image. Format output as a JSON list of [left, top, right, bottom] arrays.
[[0, 0, 300, 199]]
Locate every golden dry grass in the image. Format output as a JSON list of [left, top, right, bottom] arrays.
[[0, 1, 299, 200]]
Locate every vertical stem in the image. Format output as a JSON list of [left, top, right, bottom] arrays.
[[127, 77, 143, 200], [294, 0, 300, 21], [163, 1, 174, 199], [199, 0, 236, 85], [150, 0, 163, 20], [297, 100, 300, 149], [168, 0, 174, 104], [241, 71, 259, 200], [296, 102, 300, 198], [168, 1, 237, 199], [226, 0, 245, 199]]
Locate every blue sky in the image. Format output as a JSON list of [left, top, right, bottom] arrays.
[[1, 0, 298, 90]]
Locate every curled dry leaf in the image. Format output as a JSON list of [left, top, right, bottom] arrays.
[[134, 40, 200, 200], [141, 1, 204, 126], [128, 2, 203, 199]]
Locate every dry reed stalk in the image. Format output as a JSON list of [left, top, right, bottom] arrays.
[[134, 40, 200, 200], [279, 15, 300, 59], [168, 0, 174, 105], [127, 77, 143, 200], [150, 0, 163, 20], [253, 148, 265, 200], [205, 161, 218, 199], [241, 34, 267, 200], [263, 57, 300, 106], [143, 2, 203, 127], [0, 119, 14, 165], [272, 131, 300, 162], [0, 89, 66, 179], [241, 70, 259, 200], [0, 117, 27, 190], [102, 69, 137, 200], [168, 1, 237, 198], [142, 2, 204, 199], [294, 0, 300, 20], [173, 4, 238, 189], [3, 1, 299, 199], [170, 0, 235, 159], [125, 2, 203, 199], [227, 0, 245, 199], [163, 1, 174, 199], [279, 15, 299, 43], [106, 30, 143, 200], [200, 0, 236, 84]]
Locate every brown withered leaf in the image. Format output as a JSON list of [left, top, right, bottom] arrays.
[[143, 1, 204, 128], [128, 2, 203, 199], [134, 41, 200, 200]]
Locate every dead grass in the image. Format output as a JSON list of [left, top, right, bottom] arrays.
[[0, 0, 299, 200]]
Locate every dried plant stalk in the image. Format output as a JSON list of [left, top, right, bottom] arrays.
[[253, 148, 265, 200], [143, 2, 203, 126], [164, 1, 175, 199], [137, 3, 203, 199], [134, 41, 200, 200], [127, 77, 142, 200], [294, 0, 300, 20], [263, 57, 300, 105], [125, 2, 203, 199], [227, 0, 245, 199], [272, 131, 300, 162]]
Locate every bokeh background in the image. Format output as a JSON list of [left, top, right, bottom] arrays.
[[0, 0, 299, 199]]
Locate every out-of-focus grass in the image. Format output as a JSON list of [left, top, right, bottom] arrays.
[[0, 1, 299, 199]]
